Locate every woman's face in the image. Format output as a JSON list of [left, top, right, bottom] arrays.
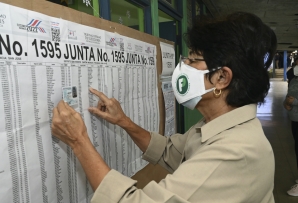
[[184, 53, 218, 91]]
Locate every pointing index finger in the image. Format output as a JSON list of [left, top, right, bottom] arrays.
[[89, 88, 109, 103]]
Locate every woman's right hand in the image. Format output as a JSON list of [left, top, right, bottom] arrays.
[[88, 88, 130, 127], [89, 88, 151, 153]]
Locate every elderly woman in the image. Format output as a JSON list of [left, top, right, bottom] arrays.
[[52, 12, 277, 202]]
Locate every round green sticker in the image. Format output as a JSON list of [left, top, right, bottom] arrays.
[[176, 75, 189, 95]]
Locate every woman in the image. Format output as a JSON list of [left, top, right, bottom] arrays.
[[52, 12, 277, 202], [284, 73, 298, 196], [286, 58, 298, 86]]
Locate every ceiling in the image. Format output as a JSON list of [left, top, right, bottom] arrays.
[[202, 0, 298, 52]]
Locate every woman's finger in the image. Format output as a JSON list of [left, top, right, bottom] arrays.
[[97, 100, 105, 108], [88, 107, 108, 119], [57, 100, 68, 113], [89, 88, 110, 104], [63, 101, 77, 115], [52, 106, 59, 117]]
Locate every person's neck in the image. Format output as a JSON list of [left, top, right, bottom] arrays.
[[197, 99, 236, 123]]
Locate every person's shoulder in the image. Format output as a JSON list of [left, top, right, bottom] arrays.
[[215, 118, 264, 143]]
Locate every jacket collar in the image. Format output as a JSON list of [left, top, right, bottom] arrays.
[[199, 104, 257, 143]]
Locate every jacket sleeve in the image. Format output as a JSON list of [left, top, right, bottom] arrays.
[[91, 169, 191, 203], [90, 126, 197, 203], [91, 141, 253, 203], [142, 127, 193, 173]]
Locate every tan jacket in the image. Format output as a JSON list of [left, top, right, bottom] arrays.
[[92, 104, 275, 203]]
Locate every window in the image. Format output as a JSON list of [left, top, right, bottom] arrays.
[[47, 0, 100, 17], [187, 0, 201, 28], [110, 0, 144, 32], [161, 0, 176, 10]]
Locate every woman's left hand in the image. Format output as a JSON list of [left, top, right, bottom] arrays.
[[51, 100, 89, 152], [52, 101, 110, 191]]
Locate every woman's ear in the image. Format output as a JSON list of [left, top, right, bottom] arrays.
[[215, 66, 233, 89]]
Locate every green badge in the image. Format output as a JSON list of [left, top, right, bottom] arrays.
[[176, 74, 189, 95]]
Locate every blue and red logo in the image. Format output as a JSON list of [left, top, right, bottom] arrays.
[[18, 19, 46, 33], [106, 37, 117, 47], [27, 19, 46, 33]]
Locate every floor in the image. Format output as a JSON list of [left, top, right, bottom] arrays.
[[257, 78, 298, 202]]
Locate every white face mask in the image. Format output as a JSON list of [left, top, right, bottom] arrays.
[[171, 61, 215, 110]]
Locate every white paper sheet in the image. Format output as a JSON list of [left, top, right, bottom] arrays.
[[161, 81, 175, 136], [160, 41, 175, 77], [0, 3, 159, 203]]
